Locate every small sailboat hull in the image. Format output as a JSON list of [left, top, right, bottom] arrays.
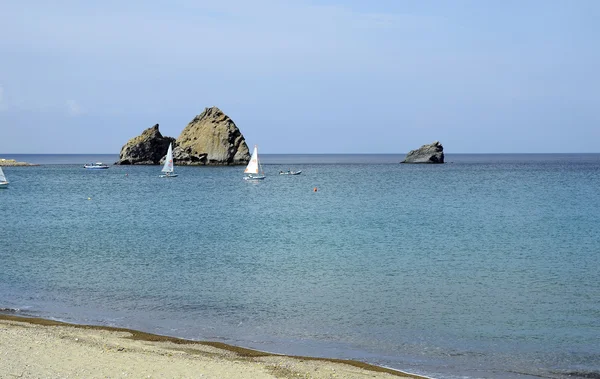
[[0, 182, 8, 188], [159, 173, 178, 178]]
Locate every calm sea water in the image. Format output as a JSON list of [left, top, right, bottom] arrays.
[[1, 154, 599, 379]]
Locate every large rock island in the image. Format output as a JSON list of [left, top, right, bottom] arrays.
[[115, 107, 250, 166], [173, 107, 249, 165], [401, 141, 444, 163]]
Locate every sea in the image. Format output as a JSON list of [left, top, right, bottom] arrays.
[[0, 153, 599, 379]]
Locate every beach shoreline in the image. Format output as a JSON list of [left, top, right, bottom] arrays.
[[0, 314, 427, 379]]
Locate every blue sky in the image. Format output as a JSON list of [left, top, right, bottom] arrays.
[[1, 0, 598, 154]]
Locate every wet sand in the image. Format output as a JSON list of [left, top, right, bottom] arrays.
[[0, 314, 425, 379]]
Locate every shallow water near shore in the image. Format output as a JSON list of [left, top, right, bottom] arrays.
[[1, 153, 599, 379]]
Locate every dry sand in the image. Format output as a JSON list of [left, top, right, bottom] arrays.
[[0, 315, 424, 379]]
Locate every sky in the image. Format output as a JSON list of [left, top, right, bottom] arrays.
[[0, 0, 599, 154]]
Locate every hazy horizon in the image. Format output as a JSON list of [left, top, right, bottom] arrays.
[[1, 1, 599, 154], [3, 151, 600, 156]]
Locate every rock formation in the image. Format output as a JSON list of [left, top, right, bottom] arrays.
[[401, 141, 444, 163], [115, 124, 175, 165], [0, 158, 39, 166], [116, 107, 250, 166], [173, 107, 249, 165]]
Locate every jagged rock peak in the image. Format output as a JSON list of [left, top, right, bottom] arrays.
[[192, 106, 229, 124], [173, 106, 250, 166], [401, 141, 445, 164], [115, 124, 176, 165]]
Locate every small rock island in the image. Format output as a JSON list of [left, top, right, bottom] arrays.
[[115, 107, 250, 166], [0, 158, 39, 166], [401, 141, 444, 163], [116, 125, 175, 165]]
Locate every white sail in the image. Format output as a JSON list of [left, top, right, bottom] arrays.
[[161, 143, 174, 173], [0, 167, 6, 182], [244, 145, 260, 174]]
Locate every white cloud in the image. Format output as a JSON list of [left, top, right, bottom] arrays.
[[66, 99, 84, 116]]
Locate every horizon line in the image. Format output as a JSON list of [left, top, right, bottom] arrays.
[[2, 152, 600, 155]]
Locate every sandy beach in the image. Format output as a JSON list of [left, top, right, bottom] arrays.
[[0, 315, 423, 379]]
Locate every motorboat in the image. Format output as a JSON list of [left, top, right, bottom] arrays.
[[84, 162, 109, 169]]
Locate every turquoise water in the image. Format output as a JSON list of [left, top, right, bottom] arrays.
[[1, 154, 599, 379]]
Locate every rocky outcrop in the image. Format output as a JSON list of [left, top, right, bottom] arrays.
[[172, 107, 249, 165], [115, 124, 175, 165], [0, 158, 39, 166], [401, 141, 444, 163]]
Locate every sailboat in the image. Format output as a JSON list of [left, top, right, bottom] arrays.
[[243, 145, 265, 180], [159, 143, 178, 178], [0, 166, 9, 188]]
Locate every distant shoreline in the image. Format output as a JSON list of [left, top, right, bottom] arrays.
[[1, 153, 598, 166], [0, 158, 39, 166]]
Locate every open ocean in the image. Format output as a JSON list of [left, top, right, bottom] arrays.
[[1, 153, 599, 379]]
